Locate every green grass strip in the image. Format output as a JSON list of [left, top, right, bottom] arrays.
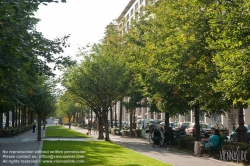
[[45, 126, 90, 138], [40, 141, 171, 166]]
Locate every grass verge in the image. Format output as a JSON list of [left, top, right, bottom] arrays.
[[40, 141, 171, 166], [45, 126, 90, 138]]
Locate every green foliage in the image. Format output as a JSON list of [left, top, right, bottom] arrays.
[[123, 0, 231, 118], [62, 22, 129, 118], [178, 135, 196, 150], [0, 0, 74, 112], [205, 0, 250, 108], [56, 90, 81, 119]]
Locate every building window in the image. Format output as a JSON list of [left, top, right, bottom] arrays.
[[199, 114, 204, 123], [135, 3, 138, 10], [130, 9, 134, 16], [185, 112, 191, 122], [210, 114, 221, 123], [140, 0, 144, 4], [140, 6, 143, 13], [135, 14, 138, 22], [126, 21, 130, 31]]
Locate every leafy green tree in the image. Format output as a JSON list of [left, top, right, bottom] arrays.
[[122, 80, 145, 134], [27, 75, 57, 141], [57, 91, 81, 129], [63, 51, 129, 141], [0, 0, 74, 116], [205, 0, 250, 142], [123, 0, 231, 141]]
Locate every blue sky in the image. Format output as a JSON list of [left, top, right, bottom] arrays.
[[35, 0, 130, 60]]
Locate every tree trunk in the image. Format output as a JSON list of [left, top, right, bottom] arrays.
[[68, 115, 71, 129], [76, 112, 78, 125], [194, 105, 201, 141], [18, 107, 21, 127], [119, 99, 123, 131], [0, 111, 3, 130], [129, 111, 133, 136], [82, 112, 85, 127], [23, 106, 27, 126], [6, 109, 9, 128], [37, 112, 42, 141], [114, 102, 117, 127], [104, 111, 110, 141], [110, 107, 113, 128], [72, 113, 75, 126], [91, 110, 93, 122], [12, 107, 15, 128], [236, 107, 247, 143], [43, 117, 46, 130], [21, 106, 24, 126], [15, 107, 18, 128], [164, 112, 170, 131], [98, 116, 104, 139]]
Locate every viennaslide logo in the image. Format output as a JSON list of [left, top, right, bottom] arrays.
[[219, 146, 248, 163]]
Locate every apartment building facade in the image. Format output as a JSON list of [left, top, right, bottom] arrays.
[[106, 0, 250, 132]]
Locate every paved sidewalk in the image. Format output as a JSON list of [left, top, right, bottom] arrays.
[[0, 128, 45, 166], [68, 126, 241, 166]]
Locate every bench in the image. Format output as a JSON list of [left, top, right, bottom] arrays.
[[207, 136, 225, 157]]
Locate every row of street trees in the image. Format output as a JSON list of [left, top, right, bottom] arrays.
[[0, 0, 74, 141], [60, 0, 250, 143]]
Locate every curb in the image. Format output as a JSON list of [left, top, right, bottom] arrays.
[[34, 129, 46, 166]]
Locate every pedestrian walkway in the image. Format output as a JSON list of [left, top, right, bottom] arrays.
[[68, 126, 240, 166], [0, 128, 45, 166]]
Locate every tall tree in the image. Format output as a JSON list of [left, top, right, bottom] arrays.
[[206, 0, 250, 143], [57, 91, 81, 129], [123, 0, 231, 141], [62, 50, 129, 141]]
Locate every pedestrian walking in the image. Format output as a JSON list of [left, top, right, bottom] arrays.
[[87, 120, 92, 135], [93, 120, 98, 135], [32, 120, 37, 133]]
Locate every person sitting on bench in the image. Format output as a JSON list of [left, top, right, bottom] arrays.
[[199, 127, 220, 157]]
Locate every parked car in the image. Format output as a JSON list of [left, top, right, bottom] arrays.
[[136, 119, 153, 130], [2, 121, 12, 128], [185, 123, 211, 137], [230, 125, 250, 143], [158, 122, 178, 130], [122, 121, 129, 130], [174, 122, 190, 135], [205, 123, 229, 137], [145, 120, 163, 133], [170, 122, 178, 128]]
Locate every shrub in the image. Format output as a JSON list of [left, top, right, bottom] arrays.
[[178, 136, 195, 151], [222, 142, 250, 163]]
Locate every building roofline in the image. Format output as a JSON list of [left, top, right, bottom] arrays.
[[117, 0, 136, 21]]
